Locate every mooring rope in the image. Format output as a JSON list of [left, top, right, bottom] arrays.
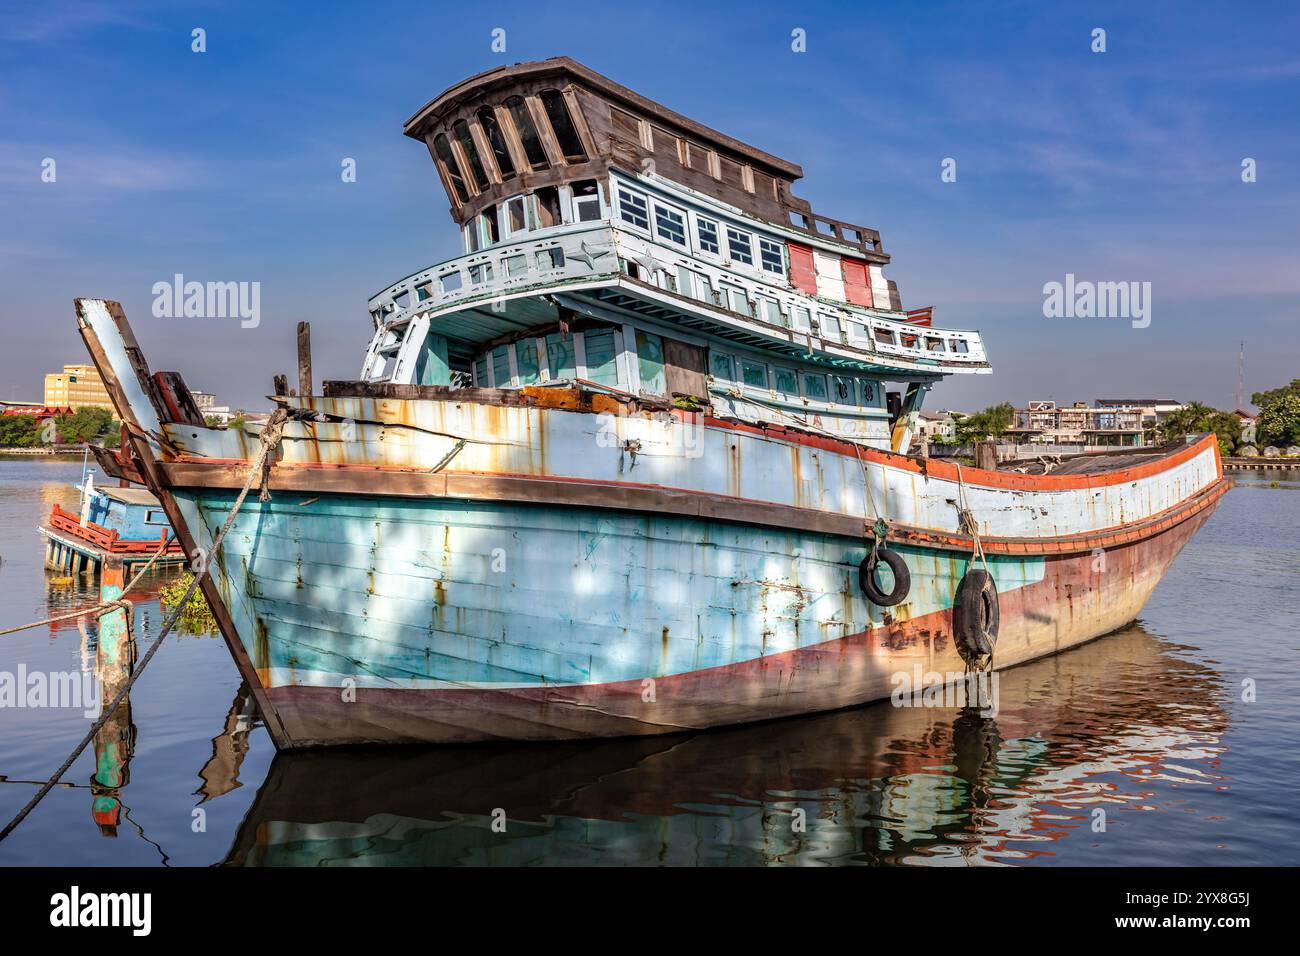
[[0, 408, 288, 843], [953, 461, 991, 576]]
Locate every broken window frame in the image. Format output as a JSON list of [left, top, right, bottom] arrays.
[[504, 96, 550, 171], [539, 89, 589, 163], [476, 106, 516, 180]]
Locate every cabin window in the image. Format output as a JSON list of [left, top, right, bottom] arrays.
[[925, 336, 945, 352], [504, 195, 529, 236], [710, 352, 733, 380], [758, 238, 785, 276], [635, 330, 667, 394], [773, 366, 798, 398], [480, 205, 500, 245], [790, 306, 811, 331], [859, 380, 878, 407], [452, 119, 487, 192], [726, 227, 753, 265], [468, 262, 493, 285], [756, 296, 783, 325], [833, 375, 855, 404], [874, 327, 895, 346], [653, 202, 687, 246], [433, 133, 469, 203], [464, 223, 480, 253], [476, 107, 515, 179], [696, 217, 720, 254], [951, 339, 970, 354], [505, 96, 549, 170], [740, 359, 768, 389], [583, 327, 619, 386], [535, 186, 562, 228], [802, 372, 828, 402], [439, 270, 463, 293], [571, 179, 601, 221], [537, 247, 565, 271], [617, 187, 649, 230], [491, 345, 512, 387], [692, 271, 713, 303], [721, 284, 752, 317], [539, 90, 588, 163], [516, 340, 540, 384], [503, 253, 528, 277], [546, 333, 576, 380]]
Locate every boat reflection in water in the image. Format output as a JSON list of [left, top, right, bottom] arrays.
[[224, 622, 1229, 866]]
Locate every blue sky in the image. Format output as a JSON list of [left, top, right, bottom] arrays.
[[1, 0, 1297, 412]]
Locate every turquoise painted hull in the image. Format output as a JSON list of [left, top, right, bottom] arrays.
[[187, 490, 1043, 694]]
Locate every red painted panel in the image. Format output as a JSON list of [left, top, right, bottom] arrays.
[[787, 242, 817, 295], [841, 259, 874, 307]]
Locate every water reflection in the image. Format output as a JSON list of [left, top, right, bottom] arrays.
[[224, 622, 1230, 866]]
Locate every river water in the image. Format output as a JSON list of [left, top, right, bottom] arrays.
[[1, 457, 1297, 866]]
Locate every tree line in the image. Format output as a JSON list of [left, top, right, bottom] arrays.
[[0, 407, 122, 448]]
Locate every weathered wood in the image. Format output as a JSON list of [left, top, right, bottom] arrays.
[[273, 373, 289, 397], [297, 322, 313, 398], [152, 370, 206, 426], [76, 299, 294, 749], [974, 440, 998, 471]]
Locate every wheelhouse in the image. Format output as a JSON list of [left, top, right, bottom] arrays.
[[361, 57, 990, 451]]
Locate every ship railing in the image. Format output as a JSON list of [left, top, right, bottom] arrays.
[[366, 222, 987, 366]]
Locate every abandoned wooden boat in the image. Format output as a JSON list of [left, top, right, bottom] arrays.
[[76, 57, 1229, 748], [39, 469, 184, 578]]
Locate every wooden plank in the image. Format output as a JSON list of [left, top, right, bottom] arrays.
[[297, 322, 313, 398], [152, 370, 206, 426]]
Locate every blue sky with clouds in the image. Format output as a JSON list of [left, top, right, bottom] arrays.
[[2, 0, 1297, 411]]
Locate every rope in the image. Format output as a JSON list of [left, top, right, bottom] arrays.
[[954, 461, 991, 576], [0, 408, 288, 843], [0, 533, 175, 638]]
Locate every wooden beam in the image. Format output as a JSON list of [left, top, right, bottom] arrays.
[[296, 322, 313, 398]]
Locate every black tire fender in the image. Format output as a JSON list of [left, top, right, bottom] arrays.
[[954, 568, 1000, 658], [859, 548, 911, 607]]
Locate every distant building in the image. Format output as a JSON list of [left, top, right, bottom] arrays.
[[43, 364, 114, 411], [1004, 399, 1160, 447], [1, 400, 71, 417], [1094, 398, 1184, 435], [917, 409, 961, 442], [190, 390, 236, 424]]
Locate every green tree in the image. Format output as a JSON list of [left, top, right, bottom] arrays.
[[1157, 401, 1242, 456], [53, 407, 116, 444], [0, 414, 41, 448], [1250, 379, 1300, 410], [1256, 393, 1300, 448], [954, 402, 1015, 442]]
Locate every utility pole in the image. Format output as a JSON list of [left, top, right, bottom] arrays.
[[1236, 340, 1246, 410]]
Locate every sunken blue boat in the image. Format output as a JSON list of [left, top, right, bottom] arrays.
[[40, 470, 184, 577]]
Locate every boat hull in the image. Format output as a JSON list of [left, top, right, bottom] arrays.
[[174, 484, 1221, 746]]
